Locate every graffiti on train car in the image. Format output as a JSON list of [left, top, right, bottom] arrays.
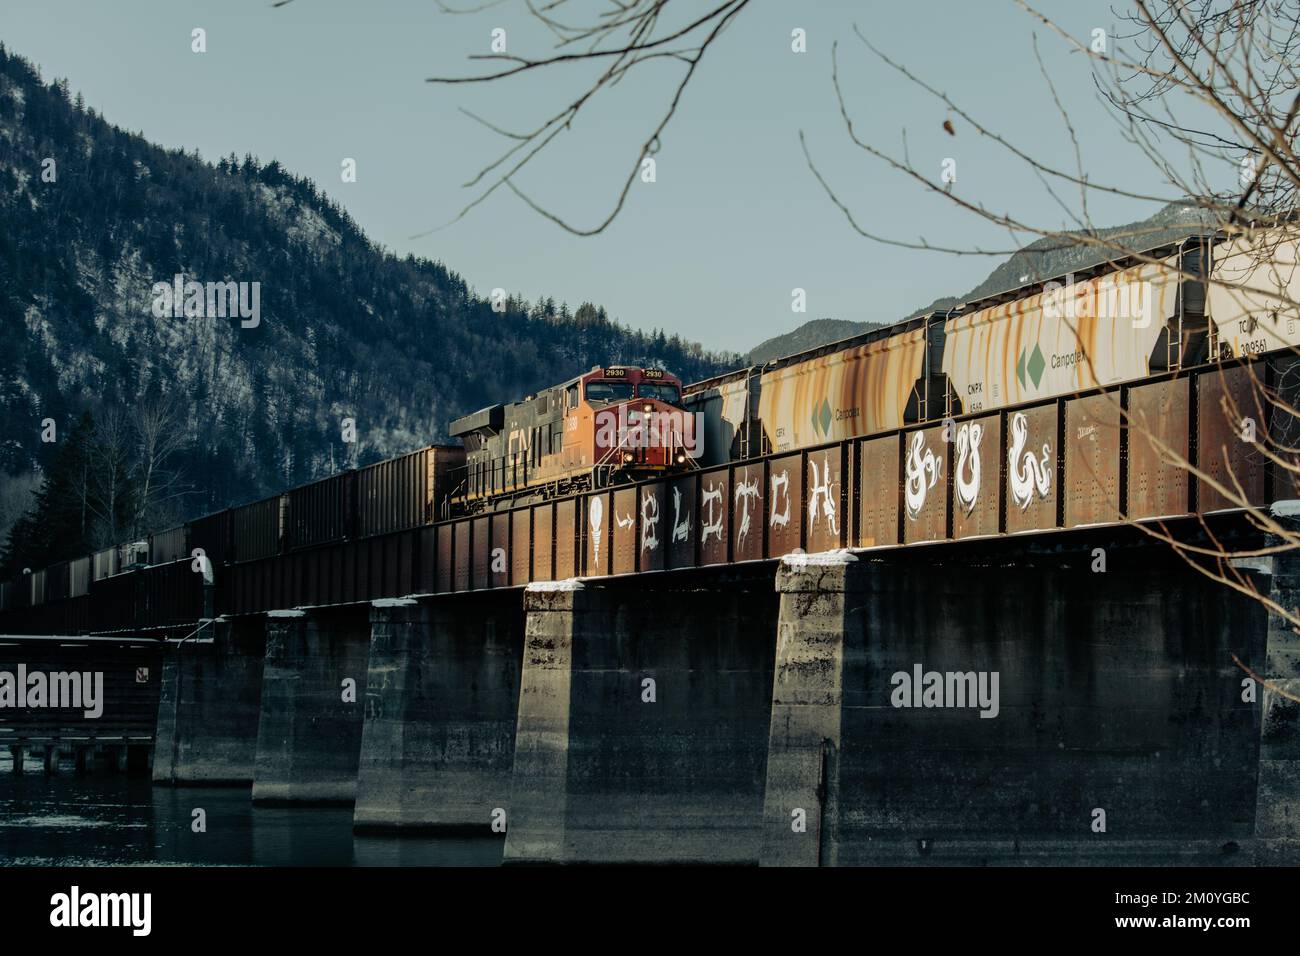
[[952, 420, 984, 516], [668, 476, 696, 569], [733, 464, 764, 561], [767, 455, 802, 555], [640, 483, 664, 569], [952, 415, 1001, 538], [592, 494, 605, 567], [806, 449, 841, 552], [700, 471, 728, 563], [944, 257, 1181, 413], [612, 487, 637, 575], [671, 483, 692, 544], [904, 431, 943, 521], [1007, 411, 1053, 512], [807, 452, 838, 533]]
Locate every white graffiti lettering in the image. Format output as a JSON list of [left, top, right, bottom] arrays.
[[904, 432, 942, 520], [1008, 412, 1052, 511], [701, 482, 724, 544], [735, 476, 760, 549], [588, 496, 604, 562], [640, 491, 660, 552], [807, 453, 838, 536], [770, 471, 791, 529], [954, 422, 983, 516], [672, 486, 691, 543]]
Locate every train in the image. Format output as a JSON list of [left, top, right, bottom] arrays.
[[0, 364, 701, 623], [448, 365, 696, 511], [683, 234, 1217, 467], [3, 226, 1300, 626]]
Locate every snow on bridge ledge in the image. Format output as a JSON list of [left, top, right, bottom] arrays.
[[526, 579, 586, 592], [780, 549, 859, 568]]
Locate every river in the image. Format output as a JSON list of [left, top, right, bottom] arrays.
[[0, 766, 503, 866]]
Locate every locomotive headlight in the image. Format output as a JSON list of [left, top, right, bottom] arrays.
[[623, 451, 635, 463], [643, 404, 653, 413], [675, 452, 686, 464]]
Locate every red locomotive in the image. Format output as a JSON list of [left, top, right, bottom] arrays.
[[449, 365, 699, 512]]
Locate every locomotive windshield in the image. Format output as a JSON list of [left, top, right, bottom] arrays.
[[585, 380, 635, 403], [637, 382, 681, 403]]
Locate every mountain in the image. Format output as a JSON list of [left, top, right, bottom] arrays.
[[0, 46, 740, 565], [746, 203, 1217, 362], [904, 201, 1219, 317], [747, 318, 883, 365]]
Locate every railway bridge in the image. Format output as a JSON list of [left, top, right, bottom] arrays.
[[1, 360, 1299, 864], [0, 633, 160, 775]]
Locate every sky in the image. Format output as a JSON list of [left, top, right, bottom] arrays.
[[1, 0, 1192, 354]]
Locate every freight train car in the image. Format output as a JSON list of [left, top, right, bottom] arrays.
[[448, 365, 697, 512], [1205, 230, 1300, 357], [0, 443, 467, 631], [222, 443, 466, 563], [685, 313, 960, 465], [685, 235, 1215, 463]]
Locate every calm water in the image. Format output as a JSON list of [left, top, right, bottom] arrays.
[[0, 762, 503, 866]]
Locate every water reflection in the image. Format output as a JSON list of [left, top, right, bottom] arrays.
[[0, 774, 503, 866]]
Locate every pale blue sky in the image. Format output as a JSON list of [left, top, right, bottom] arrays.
[[3, 0, 1190, 353]]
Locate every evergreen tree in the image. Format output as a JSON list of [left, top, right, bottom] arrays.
[[1, 412, 97, 574]]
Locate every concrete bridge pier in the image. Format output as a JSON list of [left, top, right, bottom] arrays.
[[252, 605, 372, 804], [153, 616, 268, 786], [761, 542, 1267, 866], [354, 591, 525, 831], [502, 583, 575, 863], [1255, 506, 1300, 863], [760, 554, 853, 867], [503, 569, 778, 865]]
